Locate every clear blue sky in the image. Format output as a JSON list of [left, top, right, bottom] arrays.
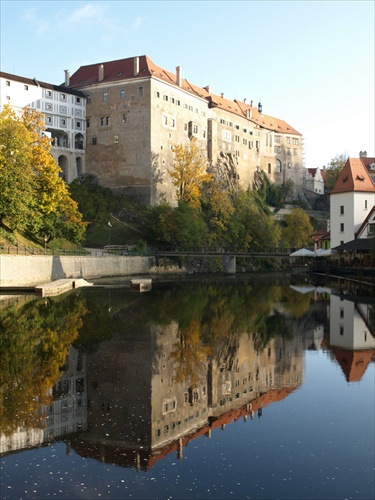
[[1, 0, 374, 168]]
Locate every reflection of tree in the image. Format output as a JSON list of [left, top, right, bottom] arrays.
[[169, 320, 211, 387], [282, 288, 312, 317], [0, 293, 87, 435]]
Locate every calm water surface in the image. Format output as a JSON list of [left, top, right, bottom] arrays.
[[1, 279, 374, 499]]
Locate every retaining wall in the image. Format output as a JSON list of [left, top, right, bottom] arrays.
[[0, 254, 158, 287]]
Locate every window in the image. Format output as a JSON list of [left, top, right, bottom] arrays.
[[86, 119, 90, 128], [193, 124, 198, 134], [60, 106, 67, 113], [120, 89, 126, 99], [76, 120, 81, 128], [6, 80, 10, 86], [103, 91, 108, 102], [138, 87, 143, 96], [101, 116, 110, 126], [293, 149, 297, 156], [293, 138, 299, 145], [340, 223, 344, 232], [92, 138, 97, 145], [24, 84, 28, 91], [365, 200, 368, 210], [243, 138, 247, 146], [45, 103, 52, 111], [268, 163, 271, 174], [287, 137, 290, 144], [155, 91, 160, 98], [76, 97, 81, 104], [122, 114, 127, 123], [275, 146, 281, 154], [60, 118, 66, 126], [235, 135, 240, 143], [275, 135, 281, 143], [340, 205, 344, 215], [60, 93, 66, 101], [46, 116, 52, 124], [46, 90, 52, 98], [163, 95, 168, 101]]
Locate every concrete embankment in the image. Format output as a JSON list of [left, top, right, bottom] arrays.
[[0, 254, 184, 287]]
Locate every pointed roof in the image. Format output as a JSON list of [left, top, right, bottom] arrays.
[[331, 348, 375, 382], [68, 55, 301, 135], [330, 158, 375, 194]]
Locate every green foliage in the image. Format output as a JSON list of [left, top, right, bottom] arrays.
[[324, 153, 348, 191], [281, 207, 314, 248], [69, 174, 120, 223]]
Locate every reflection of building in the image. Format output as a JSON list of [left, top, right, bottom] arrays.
[[329, 294, 375, 382], [0, 71, 86, 182], [43, 347, 87, 440], [0, 347, 87, 455], [69, 323, 303, 469]]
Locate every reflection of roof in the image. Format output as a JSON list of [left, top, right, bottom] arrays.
[[331, 348, 375, 382], [330, 158, 375, 194], [69, 386, 299, 470], [332, 238, 374, 252]]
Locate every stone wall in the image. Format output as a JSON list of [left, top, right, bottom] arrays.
[[0, 255, 157, 287]]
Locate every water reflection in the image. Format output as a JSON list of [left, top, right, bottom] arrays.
[[1, 282, 374, 472]]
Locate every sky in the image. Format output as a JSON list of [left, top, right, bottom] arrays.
[[1, 0, 374, 168]]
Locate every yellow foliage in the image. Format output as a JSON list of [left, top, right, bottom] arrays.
[[169, 140, 212, 207]]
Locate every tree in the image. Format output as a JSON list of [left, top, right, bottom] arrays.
[[169, 140, 212, 208], [0, 105, 86, 242], [281, 207, 314, 248], [324, 153, 348, 191]]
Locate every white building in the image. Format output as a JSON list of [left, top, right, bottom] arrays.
[[0, 71, 86, 183], [305, 167, 325, 194], [329, 157, 375, 249]]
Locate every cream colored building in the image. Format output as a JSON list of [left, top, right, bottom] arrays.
[[0, 71, 86, 183], [68, 55, 304, 205]]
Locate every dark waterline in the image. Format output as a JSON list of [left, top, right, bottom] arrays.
[[1, 280, 374, 499]]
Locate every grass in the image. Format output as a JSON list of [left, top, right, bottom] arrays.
[[84, 215, 146, 248]]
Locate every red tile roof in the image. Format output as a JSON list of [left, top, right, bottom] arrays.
[[330, 158, 375, 194], [68, 55, 301, 135], [331, 348, 375, 382]]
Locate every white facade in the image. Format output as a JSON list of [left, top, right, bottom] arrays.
[[305, 168, 325, 194], [330, 294, 375, 350], [0, 72, 86, 183], [330, 191, 374, 248]]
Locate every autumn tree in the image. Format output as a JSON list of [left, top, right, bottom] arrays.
[[0, 105, 86, 242], [169, 139, 212, 208], [281, 207, 314, 248], [324, 153, 348, 191]]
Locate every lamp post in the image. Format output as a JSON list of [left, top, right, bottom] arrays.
[[108, 221, 112, 246], [44, 236, 47, 255]]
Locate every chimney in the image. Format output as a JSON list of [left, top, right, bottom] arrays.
[[176, 66, 182, 87], [64, 69, 70, 86], [221, 93, 225, 98], [258, 101, 262, 114], [134, 56, 139, 76], [98, 64, 104, 82], [244, 98, 247, 104], [359, 150, 367, 158], [204, 85, 211, 93]]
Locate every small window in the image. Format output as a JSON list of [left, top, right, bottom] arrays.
[[76, 120, 81, 128], [138, 86, 143, 95], [86, 119, 90, 128], [46, 116, 52, 124], [122, 114, 127, 123], [365, 200, 368, 210], [103, 91, 108, 102], [340, 205, 344, 215], [340, 223, 344, 232], [120, 89, 126, 99], [46, 90, 52, 98], [6, 80, 10, 86], [163, 95, 168, 101], [60, 118, 66, 126], [45, 103, 52, 111], [92, 138, 97, 145], [24, 84, 28, 91], [76, 97, 81, 104], [61, 93, 66, 100]]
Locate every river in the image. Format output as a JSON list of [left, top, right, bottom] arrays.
[[0, 277, 374, 499]]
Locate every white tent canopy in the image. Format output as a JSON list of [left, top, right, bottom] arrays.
[[289, 248, 314, 257]]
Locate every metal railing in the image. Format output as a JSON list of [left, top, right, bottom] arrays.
[[0, 245, 90, 256]]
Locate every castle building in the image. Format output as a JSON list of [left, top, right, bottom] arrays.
[[0, 71, 87, 183], [67, 55, 304, 205]]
